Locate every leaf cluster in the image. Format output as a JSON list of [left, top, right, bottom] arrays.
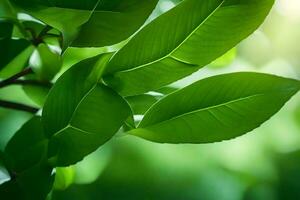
[[1, 0, 299, 199]]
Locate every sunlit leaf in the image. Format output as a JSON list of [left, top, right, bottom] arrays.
[[104, 0, 274, 96], [53, 166, 75, 190], [129, 72, 300, 143]]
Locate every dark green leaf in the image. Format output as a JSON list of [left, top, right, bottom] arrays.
[[129, 72, 300, 143], [42, 54, 131, 166], [4, 117, 48, 173], [0, 0, 16, 20], [1, 117, 54, 200], [0, 21, 13, 72], [0, 21, 33, 77], [104, 0, 274, 96], [0, 164, 54, 200]]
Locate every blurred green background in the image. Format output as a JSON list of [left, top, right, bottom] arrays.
[[1, 0, 300, 199]]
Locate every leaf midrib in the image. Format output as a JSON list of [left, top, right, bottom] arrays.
[[138, 89, 294, 128], [51, 84, 97, 137], [113, 0, 225, 74]]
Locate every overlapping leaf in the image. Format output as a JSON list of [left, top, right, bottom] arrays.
[[30, 43, 62, 81], [12, 0, 159, 47], [104, 0, 274, 96], [0, 22, 33, 78], [42, 54, 131, 166], [1, 117, 54, 200], [129, 73, 300, 143]]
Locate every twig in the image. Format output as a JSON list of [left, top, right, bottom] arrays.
[[0, 68, 33, 88], [12, 80, 52, 88], [0, 100, 39, 113]]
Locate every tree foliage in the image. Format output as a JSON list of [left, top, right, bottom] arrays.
[[0, 0, 298, 199]]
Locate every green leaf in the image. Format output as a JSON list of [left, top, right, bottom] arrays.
[[0, 44, 34, 79], [0, 179, 23, 199], [30, 43, 62, 81], [0, 21, 13, 72], [0, 164, 54, 200], [104, 0, 274, 96], [13, 0, 159, 47], [53, 166, 75, 190], [1, 117, 54, 200], [19, 7, 91, 48], [22, 84, 50, 107], [0, 21, 33, 77], [126, 87, 179, 115], [126, 94, 161, 115], [72, 0, 159, 47], [210, 48, 237, 68], [128, 72, 300, 143], [0, 155, 10, 184], [0, 107, 32, 152], [0, 0, 17, 20], [4, 117, 48, 173], [42, 54, 131, 166]]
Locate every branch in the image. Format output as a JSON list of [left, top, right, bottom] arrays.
[[32, 25, 53, 46], [12, 80, 52, 88], [0, 68, 33, 88], [38, 25, 52, 38], [0, 100, 39, 114]]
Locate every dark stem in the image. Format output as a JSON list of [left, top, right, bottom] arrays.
[[0, 68, 33, 88], [0, 100, 39, 114], [42, 33, 60, 39], [38, 25, 52, 38], [32, 25, 53, 46], [12, 80, 52, 88]]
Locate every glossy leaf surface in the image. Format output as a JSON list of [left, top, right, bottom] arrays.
[[129, 73, 300, 143], [104, 0, 274, 96], [42, 54, 131, 166]]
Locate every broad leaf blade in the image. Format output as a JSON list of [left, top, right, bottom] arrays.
[[42, 54, 131, 166], [42, 55, 108, 137], [72, 0, 159, 47], [104, 0, 274, 96], [4, 117, 48, 173], [129, 73, 300, 143]]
